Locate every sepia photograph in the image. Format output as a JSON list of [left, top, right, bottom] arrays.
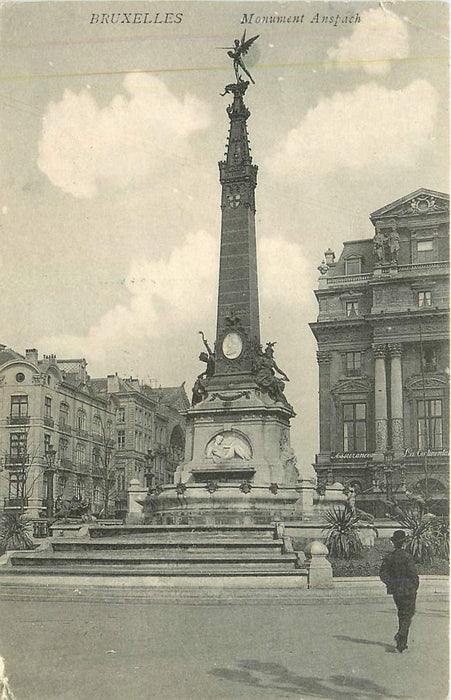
[[0, 1, 449, 698]]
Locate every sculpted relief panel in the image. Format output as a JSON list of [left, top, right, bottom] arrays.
[[206, 431, 252, 464]]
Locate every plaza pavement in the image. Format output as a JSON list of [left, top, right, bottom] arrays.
[[0, 583, 448, 700]]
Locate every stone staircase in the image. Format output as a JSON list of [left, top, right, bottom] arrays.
[[5, 524, 307, 577]]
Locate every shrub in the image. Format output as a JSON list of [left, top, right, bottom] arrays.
[[322, 505, 377, 560], [0, 512, 34, 554], [430, 516, 450, 561]]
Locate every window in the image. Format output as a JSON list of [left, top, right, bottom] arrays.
[[77, 410, 86, 432], [416, 240, 434, 263], [59, 402, 69, 426], [93, 481, 100, 504], [44, 396, 52, 418], [75, 479, 85, 499], [93, 446, 101, 466], [117, 472, 126, 491], [117, 407, 125, 423], [93, 415, 101, 434], [422, 344, 437, 372], [117, 430, 125, 449], [345, 258, 361, 275], [346, 352, 361, 377], [343, 403, 367, 452], [59, 438, 68, 458], [10, 432, 27, 458], [11, 395, 28, 418], [417, 399, 443, 450], [346, 301, 359, 317], [75, 443, 85, 466], [417, 291, 432, 308], [44, 433, 51, 455], [9, 471, 25, 500]]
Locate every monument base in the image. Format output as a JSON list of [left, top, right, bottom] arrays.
[[141, 483, 311, 525]]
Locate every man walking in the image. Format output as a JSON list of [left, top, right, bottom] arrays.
[[380, 530, 419, 653]]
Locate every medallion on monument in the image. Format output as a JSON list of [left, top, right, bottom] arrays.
[[206, 431, 252, 463], [222, 331, 243, 359]]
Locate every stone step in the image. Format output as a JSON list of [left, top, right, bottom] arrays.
[[11, 551, 298, 566], [88, 524, 277, 539], [0, 566, 308, 578], [52, 539, 284, 553]]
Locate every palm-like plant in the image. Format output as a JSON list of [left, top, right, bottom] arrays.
[[430, 516, 450, 561], [322, 505, 377, 560], [0, 512, 34, 554], [394, 509, 437, 564]]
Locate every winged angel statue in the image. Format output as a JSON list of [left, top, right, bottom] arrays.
[[219, 31, 259, 84]]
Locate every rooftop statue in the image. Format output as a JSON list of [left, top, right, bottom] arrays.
[[219, 31, 259, 84]]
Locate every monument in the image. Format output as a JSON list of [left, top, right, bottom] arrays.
[[141, 36, 316, 525]]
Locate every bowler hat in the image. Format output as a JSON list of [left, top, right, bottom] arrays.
[[391, 530, 407, 543]]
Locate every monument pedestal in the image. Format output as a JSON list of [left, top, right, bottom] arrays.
[[143, 386, 312, 525]]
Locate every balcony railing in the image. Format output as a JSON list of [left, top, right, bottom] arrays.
[[4, 455, 28, 468], [4, 497, 28, 508], [58, 422, 72, 434], [76, 428, 89, 438], [327, 273, 372, 286], [398, 260, 449, 273], [44, 417, 54, 427], [7, 415, 30, 425]]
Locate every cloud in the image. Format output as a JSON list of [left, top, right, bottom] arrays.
[[38, 73, 211, 198], [38, 230, 310, 378], [327, 7, 409, 75], [267, 80, 438, 179]]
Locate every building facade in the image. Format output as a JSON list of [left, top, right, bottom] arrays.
[[0, 348, 116, 518], [90, 376, 188, 518], [310, 188, 449, 513], [0, 348, 188, 519]]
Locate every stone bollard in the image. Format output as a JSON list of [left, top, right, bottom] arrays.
[[304, 541, 334, 589], [126, 479, 144, 524]]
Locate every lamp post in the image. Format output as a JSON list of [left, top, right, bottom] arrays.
[[384, 449, 394, 501], [45, 446, 57, 518]]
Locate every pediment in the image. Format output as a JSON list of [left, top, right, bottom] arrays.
[[331, 377, 371, 395], [370, 188, 449, 221], [405, 374, 449, 393]]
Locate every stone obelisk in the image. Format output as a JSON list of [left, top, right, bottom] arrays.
[[144, 68, 313, 525]]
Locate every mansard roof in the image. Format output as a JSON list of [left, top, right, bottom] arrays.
[[370, 188, 449, 221], [0, 347, 25, 365]]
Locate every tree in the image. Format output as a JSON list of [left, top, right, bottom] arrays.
[[0, 429, 46, 516], [94, 416, 117, 518]]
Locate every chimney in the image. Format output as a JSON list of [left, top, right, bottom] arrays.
[[324, 248, 336, 267], [26, 348, 38, 363], [107, 373, 120, 393]]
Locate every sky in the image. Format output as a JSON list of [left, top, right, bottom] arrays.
[[0, 1, 449, 463]]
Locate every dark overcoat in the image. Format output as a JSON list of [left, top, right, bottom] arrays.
[[379, 548, 419, 597]]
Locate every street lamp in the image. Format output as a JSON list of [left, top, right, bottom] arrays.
[[145, 449, 156, 489], [45, 445, 57, 518]]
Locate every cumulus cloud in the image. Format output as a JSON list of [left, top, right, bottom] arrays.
[[38, 73, 211, 198], [327, 7, 409, 75], [267, 80, 438, 178], [39, 230, 310, 377]]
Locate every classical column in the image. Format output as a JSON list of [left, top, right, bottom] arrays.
[[388, 343, 404, 452], [316, 351, 332, 455], [373, 344, 388, 456]]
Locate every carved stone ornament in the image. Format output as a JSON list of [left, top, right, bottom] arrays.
[[316, 351, 331, 365], [239, 481, 252, 494], [206, 431, 252, 463], [387, 343, 402, 357], [209, 391, 251, 402], [269, 483, 279, 495], [317, 260, 329, 276], [372, 344, 387, 359], [176, 482, 187, 496], [32, 373, 47, 385], [205, 480, 219, 494]]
